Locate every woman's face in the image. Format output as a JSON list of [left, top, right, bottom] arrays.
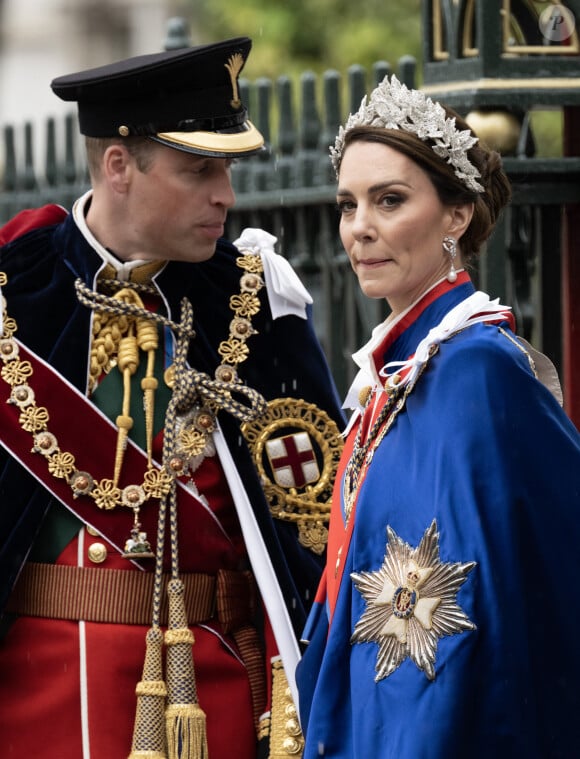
[[337, 140, 468, 316]]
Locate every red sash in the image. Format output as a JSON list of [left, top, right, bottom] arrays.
[[325, 393, 390, 623], [0, 337, 217, 560]]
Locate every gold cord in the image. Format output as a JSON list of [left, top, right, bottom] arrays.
[[0, 252, 268, 515], [343, 359, 432, 523]]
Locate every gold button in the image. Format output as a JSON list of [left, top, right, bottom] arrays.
[[282, 737, 301, 755], [164, 364, 175, 388], [284, 703, 297, 718], [358, 385, 372, 407], [88, 542, 107, 563], [285, 717, 301, 736], [86, 525, 100, 537]]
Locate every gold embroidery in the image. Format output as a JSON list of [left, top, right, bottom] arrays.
[[268, 659, 304, 758], [258, 714, 271, 742], [224, 53, 244, 109]]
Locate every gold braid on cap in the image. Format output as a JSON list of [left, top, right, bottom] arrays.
[[330, 75, 484, 193]]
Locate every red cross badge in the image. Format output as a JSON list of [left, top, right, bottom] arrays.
[[265, 432, 320, 489]]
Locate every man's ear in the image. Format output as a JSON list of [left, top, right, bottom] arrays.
[[102, 144, 132, 193], [447, 202, 475, 241]]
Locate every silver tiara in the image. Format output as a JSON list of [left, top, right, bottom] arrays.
[[330, 75, 484, 193]]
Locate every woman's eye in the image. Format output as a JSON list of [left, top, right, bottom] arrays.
[[381, 193, 403, 207], [336, 200, 355, 214]]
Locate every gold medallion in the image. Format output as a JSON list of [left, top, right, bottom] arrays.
[[241, 398, 343, 554]]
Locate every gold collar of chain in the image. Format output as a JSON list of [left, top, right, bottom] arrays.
[[0, 252, 266, 524], [342, 357, 434, 523]]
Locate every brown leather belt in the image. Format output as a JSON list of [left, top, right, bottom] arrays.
[[6, 562, 257, 630]]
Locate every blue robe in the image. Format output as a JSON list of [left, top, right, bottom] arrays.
[[298, 279, 580, 758]]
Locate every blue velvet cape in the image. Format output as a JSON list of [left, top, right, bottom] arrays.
[[298, 281, 580, 758]]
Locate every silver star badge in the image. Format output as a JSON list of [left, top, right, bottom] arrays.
[[351, 520, 476, 681]]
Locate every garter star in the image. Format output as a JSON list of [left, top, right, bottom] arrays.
[[351, 520, 476, 681]]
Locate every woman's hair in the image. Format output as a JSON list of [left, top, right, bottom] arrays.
[[339, 108, 512, 261], [85, 136, 158, 179]]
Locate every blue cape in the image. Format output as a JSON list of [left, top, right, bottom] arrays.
[[298, 282, 580, 758]]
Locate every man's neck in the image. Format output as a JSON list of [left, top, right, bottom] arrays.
[[73, 189, 163, 281]]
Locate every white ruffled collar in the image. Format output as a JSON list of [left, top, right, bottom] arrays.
[[343, 287, 511, 418]]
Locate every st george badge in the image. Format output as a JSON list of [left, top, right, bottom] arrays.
[[242, 398, 343, 554], [265, 432, 320, 489]]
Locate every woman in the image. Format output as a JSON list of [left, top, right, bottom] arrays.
[[296, 76, 580, 758]]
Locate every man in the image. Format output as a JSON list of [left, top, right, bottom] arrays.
[[0, 37, 345, 758]]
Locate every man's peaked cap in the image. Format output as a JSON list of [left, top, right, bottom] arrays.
[[51, 37, 264, 158]]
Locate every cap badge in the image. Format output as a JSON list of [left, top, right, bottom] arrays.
[[225, 53, 244, 109]]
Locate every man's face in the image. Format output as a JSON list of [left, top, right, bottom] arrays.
[[123, 144, 236, 262]]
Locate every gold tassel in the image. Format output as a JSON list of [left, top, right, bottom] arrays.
[[128, 626, 168, 759], [137, 316, 159, 466], [113, 331, 139, 487], [166, 703, 208, 759], [164, 579, 208, 759], [109, 286, 144, 486]]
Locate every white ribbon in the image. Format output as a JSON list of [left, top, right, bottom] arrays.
[[233, 228, 313, 320], [380, 291, 511, 389]]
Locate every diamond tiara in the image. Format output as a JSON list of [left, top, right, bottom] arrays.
[[330, 75, 484, 194]]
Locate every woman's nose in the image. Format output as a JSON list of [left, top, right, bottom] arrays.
[[351, 205, 377, 241]]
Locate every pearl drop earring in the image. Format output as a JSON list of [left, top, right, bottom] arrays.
[[443, 236, 458, 283]]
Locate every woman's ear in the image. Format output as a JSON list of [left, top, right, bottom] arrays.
[[447, 202, 475, 241]]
